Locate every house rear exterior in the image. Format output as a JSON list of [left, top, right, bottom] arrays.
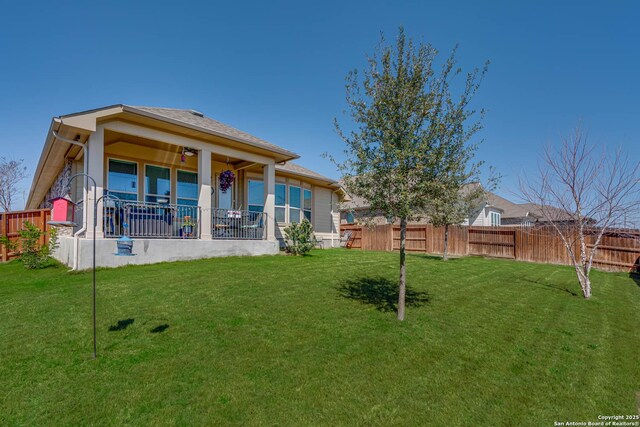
[[26, 105, 342, 269]]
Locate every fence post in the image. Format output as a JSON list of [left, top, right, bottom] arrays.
[[1, 213, 6, 262]]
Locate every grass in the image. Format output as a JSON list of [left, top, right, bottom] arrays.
[[0, 249, 638, 426]]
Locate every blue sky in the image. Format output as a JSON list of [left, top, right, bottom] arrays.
[[1, 0, 638, 209]]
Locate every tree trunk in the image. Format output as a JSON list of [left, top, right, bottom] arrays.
[[576, 266, 592, 299], [398, 217, 407, 321], [443, 224, 449, 261]]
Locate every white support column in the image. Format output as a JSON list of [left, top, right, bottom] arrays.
[[263, 162, 276, 241], [85, 126, 104, 239], [198, 149, 212, 240]]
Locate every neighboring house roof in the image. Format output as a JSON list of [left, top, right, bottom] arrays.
[[485, 192, 536, 220], [276, 162, 338, 185], [516, 202, 579, 223], [337, 178, 581, 224], [337, 180, 370, 210]]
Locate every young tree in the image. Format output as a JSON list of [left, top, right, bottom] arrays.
[[332, 28, 488, 320], [0, 157, 28, 212], [520, 126, 640, 299], [428, 181, 486, 260]]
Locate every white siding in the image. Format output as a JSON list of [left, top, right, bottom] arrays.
[[469, 206, 486, 226]]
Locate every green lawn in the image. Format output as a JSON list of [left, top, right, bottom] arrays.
[[1, 249, 638, 426]]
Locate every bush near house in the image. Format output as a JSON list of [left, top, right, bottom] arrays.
[[283, 219, 317, 255], [0, 221, 58, 269]]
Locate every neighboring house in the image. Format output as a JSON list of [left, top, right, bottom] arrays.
[[26, 105, 343, 269], [339, 185, 546, 227]]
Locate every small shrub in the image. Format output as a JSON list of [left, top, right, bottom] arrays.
[[0, 235, 18, 254], [15, 221, 59, 269], [283, 219, 317, 256]]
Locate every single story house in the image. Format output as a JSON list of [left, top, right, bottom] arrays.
[[26, 105, 343, 269], [339, 185, 541, 227]]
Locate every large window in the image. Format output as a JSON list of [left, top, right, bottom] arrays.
[[289, 186, 301, 223], [177, 170, 198, 206], [145, 165, 171, 204], [107, 159, 138, 201], [275, 183, 286, 222], [247, 180, 264, 213], [303, 189, 312, 221], [490, 211, 501, 226]]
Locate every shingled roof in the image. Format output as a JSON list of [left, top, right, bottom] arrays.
[[127, 106, 299, 157], [485, 192, 535, 219], [276, 162, 337, 184], [58, 104, 299, 159]]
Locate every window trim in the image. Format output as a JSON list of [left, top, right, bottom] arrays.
[[247, 179, 264, 212], [275, 183, 286, 223], [490, 211, 501, 227], [106, 157, 139, 201], [144, 164, 172, 204], [303, 188, 312, 222], [288, 185, 302, 224], [176, 168, 198, 206]]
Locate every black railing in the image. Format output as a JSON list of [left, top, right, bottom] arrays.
[[103, 198, 200, 239], [212, 208, 266, 240]]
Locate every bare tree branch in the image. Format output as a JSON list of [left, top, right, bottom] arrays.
[[0, 157, 28, 212], [519, 125, 640, 298]]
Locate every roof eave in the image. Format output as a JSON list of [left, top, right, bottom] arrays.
[[121, 105, 299, 162]]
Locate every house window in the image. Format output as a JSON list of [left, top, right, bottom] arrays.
[[346, 212, 355, 224], [275, 183, 286, 222], [247, 180, 264, 213], [107, 159, 137, 201], [289, 186, 301, 223], [177, 170, 198, 207], [490, 211, 501, 226], [303, 189, 312, 222], [216, 174, 233, 209], [145, 165, 171, 204]]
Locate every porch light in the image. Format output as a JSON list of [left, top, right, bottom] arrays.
[[180, 147, 197, 163]]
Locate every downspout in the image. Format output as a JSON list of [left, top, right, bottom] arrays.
[[51, 128, 89, 270], [330, 191, 334, 248]]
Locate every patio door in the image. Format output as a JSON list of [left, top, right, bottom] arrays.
[[213, 173, 234, 209]]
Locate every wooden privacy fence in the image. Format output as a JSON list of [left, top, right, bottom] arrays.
[[0, 209, 51, 262], [340, 224, 640, 272]]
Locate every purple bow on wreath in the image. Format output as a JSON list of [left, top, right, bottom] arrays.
[[220, 170, 235, 193]]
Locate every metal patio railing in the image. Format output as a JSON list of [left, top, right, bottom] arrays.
[[103, 198, 200, 239], [212, 208, 266, 240]]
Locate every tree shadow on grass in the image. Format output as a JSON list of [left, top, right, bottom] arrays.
[[337, 276, 430, 313], [629, 257, 640, 288], [520, 278, 579, 297], [108, 318, 135, 331], [150, 324, 169, 333], [630, 272, 640, 288]]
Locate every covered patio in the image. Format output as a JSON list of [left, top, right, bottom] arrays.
[[27, 105, 341, 269]]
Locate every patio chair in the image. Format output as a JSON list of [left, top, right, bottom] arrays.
[[239, 211, 264, 239]]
